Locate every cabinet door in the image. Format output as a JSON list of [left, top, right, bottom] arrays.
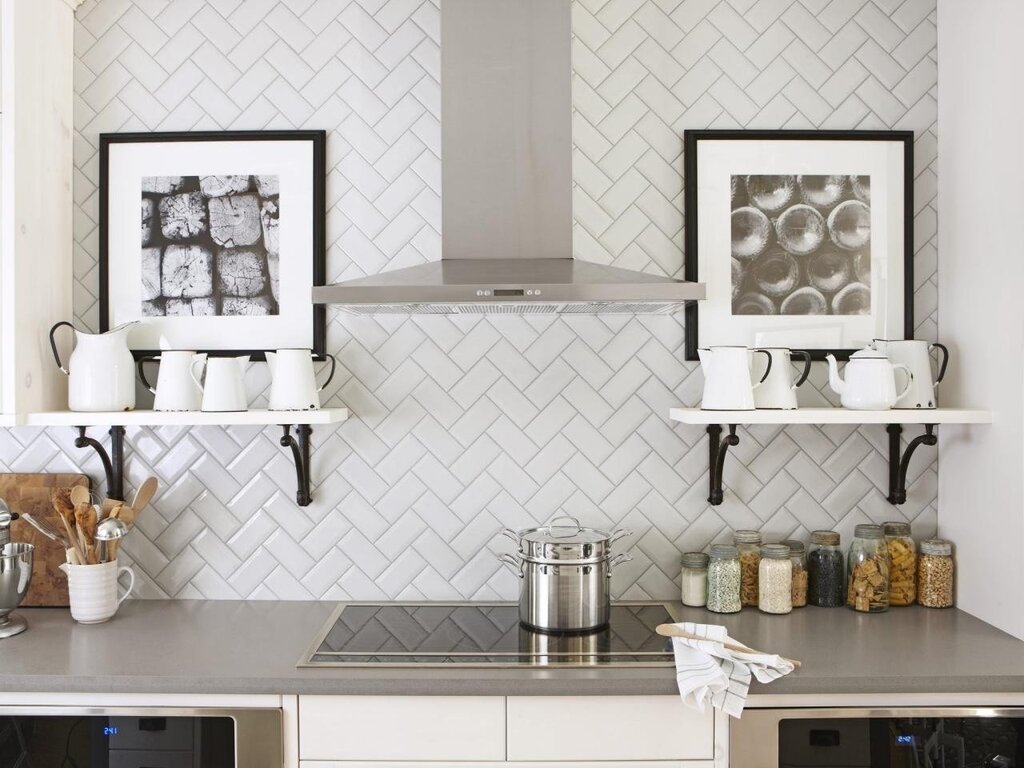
[[298, 695, 505, 762], [506, 695, 715, 762]]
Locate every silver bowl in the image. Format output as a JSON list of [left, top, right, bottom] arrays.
[[0, 543, 34, 639]]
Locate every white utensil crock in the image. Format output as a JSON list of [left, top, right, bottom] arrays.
[[190, 356, 250, 412], [60, 561, 134, 624], [49, 322, 137, 412], [871, 339, 949, 409], [266, 350, 337, 411], [138, 351, 207, 411], [752, 348, 812, 410]]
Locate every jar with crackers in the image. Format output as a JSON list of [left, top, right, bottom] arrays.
[[883, 521, 916, 606], [847, 524, 889, 613]]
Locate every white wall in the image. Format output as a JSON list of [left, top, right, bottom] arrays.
[[937, 0, 1024, 638]]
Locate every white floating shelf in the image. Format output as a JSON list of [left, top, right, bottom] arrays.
[[19, 408, 349, 428], [669, 407, 992, 426]]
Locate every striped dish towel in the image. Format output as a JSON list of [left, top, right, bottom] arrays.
[[670, 622, 795, 718]]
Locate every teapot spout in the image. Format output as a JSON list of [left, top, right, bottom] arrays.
[[825, 354, 844, 395]]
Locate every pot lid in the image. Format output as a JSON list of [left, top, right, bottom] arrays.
[[518, 516, 612, 545]]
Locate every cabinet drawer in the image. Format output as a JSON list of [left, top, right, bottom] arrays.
[[506, 695, 714, 762], [299, 695, 505, 761]]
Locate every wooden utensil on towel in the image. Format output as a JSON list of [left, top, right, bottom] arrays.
[[655, 624, 802, 668]]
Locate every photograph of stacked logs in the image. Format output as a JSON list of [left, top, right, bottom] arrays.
[[140, 174, 280, 316]]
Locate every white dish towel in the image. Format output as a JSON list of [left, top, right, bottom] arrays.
[[670, 622, 795, 718]]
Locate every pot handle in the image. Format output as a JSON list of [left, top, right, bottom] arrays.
[[607, 552, 633, 575], [545, 515, 582, 538], [497, 553, 523, 578], [137, 356, 159, 395], [499, 528, 520, 545], [316, 353, 338, 393], [608, 529, 632, 545], [49, 321, 75, 375]]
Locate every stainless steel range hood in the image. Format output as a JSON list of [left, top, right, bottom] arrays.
[[312, 0, 705, 315]]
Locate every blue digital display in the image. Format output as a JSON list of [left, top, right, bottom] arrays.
[[103, 726, 118, 737], [895, 735, 914, 745]]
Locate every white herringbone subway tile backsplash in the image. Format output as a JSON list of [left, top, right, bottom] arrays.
[[4, 0, 939, 599]]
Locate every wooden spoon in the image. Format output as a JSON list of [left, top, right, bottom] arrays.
[[70, 485, 91, 506], [655, 624, 802, 668], [131, 477, 158, 513], [58, 513, 86, 566], [74, 502, 98, 564]]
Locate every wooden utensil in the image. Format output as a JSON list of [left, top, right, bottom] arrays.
[[655, 624, 802, 668], [59, 510, 87, 570], [2, 473, 88, 606], [70, 485, 91, 506], [131, 477, 158, 513], [74, 502, 98, 564]]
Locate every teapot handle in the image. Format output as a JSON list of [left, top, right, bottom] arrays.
[[48, 321, 75, 375], [137, 356, 159, 395], [189, 356, 206, 393], [893, 364, 914, 402], [791, 350, 812, 389], [751, 349, 773, 388], [932, 343, 950, 385], [316, 353, 337, 393]]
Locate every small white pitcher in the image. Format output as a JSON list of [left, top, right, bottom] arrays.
[[266, 350, 337, 411], [138, 351, 207, 412], [60, 561, 135, 624], [190, 356, 250, 412]]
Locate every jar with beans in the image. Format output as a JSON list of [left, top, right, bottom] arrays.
[[808, 530, 844, 607], [883, 521, 917, 606], [758, 544, 793, 614], [918, 538, 954, 608], [847, 524, 889, 613], [780, 539, 807, 608], [706, 544, 741, 614], [680, 551, 709, 607], [733, 530, 762, 607]]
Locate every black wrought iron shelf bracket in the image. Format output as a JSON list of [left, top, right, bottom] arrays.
[[70, 423, 318, 507], [707, 424, 739, 506], [281, 424, 314, 507], [887, 423, 937, 505]]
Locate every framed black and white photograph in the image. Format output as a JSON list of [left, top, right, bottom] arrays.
[[683, 130, 914, 361], [100, 131, 326, 360]]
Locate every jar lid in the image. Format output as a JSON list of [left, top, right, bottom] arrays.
[[811, 530, 840, 545], [780, 539, 805, 554], [883, 521, 911, 536], [733, 529, 762, 544], [710, 544, 739, 559], [854, 523, 884, 540], [761, 544, 790, 559], [921, 538, 952, 556], [681, 552, 710, 569]]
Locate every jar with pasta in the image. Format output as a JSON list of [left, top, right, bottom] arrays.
[[847, 524, 889, 613], [780, 539, 807, 608], [883, 521, 916, 606], [707, 545, 741, 614], [733, 530, 762, 607], [758, 544, 793, 615], [918, 538, 954, 608]]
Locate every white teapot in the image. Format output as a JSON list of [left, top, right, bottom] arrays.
[[825, 347, 913, 410]]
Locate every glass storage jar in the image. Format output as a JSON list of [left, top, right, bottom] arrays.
[[883, 521, 917, 606], [733, 530, 762, 607], [847, 524, 889, 613], [780, 539, 807, 608], [808, 530, 844, 606], [680, 552, 709, 607], [706, 545, 741, 614], [918, 538, 954, 608], [758, 544, 793, 614]]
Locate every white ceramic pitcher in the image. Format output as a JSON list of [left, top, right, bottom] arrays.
[[698, 346, 774, 411], [138, 351, 207, 412], [266, 350, 337, 411], [752, 348, 812, 410], [49, 321, 137, 412], [871, 339, 949, 409], [190, 356, 250, 412]]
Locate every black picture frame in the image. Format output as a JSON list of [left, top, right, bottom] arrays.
[[99, 130, 327, 362], [683, 129, 915, 362]]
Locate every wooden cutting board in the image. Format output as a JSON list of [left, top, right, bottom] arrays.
[[2, 472, 90, 607]]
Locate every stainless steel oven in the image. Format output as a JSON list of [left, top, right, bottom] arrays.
[[0, 707, 281, 767], [733, 708, 1024, 768]]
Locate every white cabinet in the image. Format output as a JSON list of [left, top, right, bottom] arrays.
[[297, 695, 723, 767], [0, 0, 75, 419]]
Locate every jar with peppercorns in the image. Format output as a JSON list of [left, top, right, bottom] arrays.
[[883, 521, 916, 606], [918, 538, 954, 608]]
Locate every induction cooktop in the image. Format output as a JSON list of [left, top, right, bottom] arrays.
[[300, 602, 681, 668]]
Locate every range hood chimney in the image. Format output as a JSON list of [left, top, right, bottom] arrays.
[[312, 0, 705, 315]]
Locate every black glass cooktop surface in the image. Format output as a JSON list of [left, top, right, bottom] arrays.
[[302, 602, 679, 667]]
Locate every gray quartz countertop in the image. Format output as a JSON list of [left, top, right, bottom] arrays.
[[3, 600, 1024, 697]]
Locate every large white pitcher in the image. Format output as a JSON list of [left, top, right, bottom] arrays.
[[49, 322, 137, 412], [266, 350, 337, 411], [698, 346, 773, 411]]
